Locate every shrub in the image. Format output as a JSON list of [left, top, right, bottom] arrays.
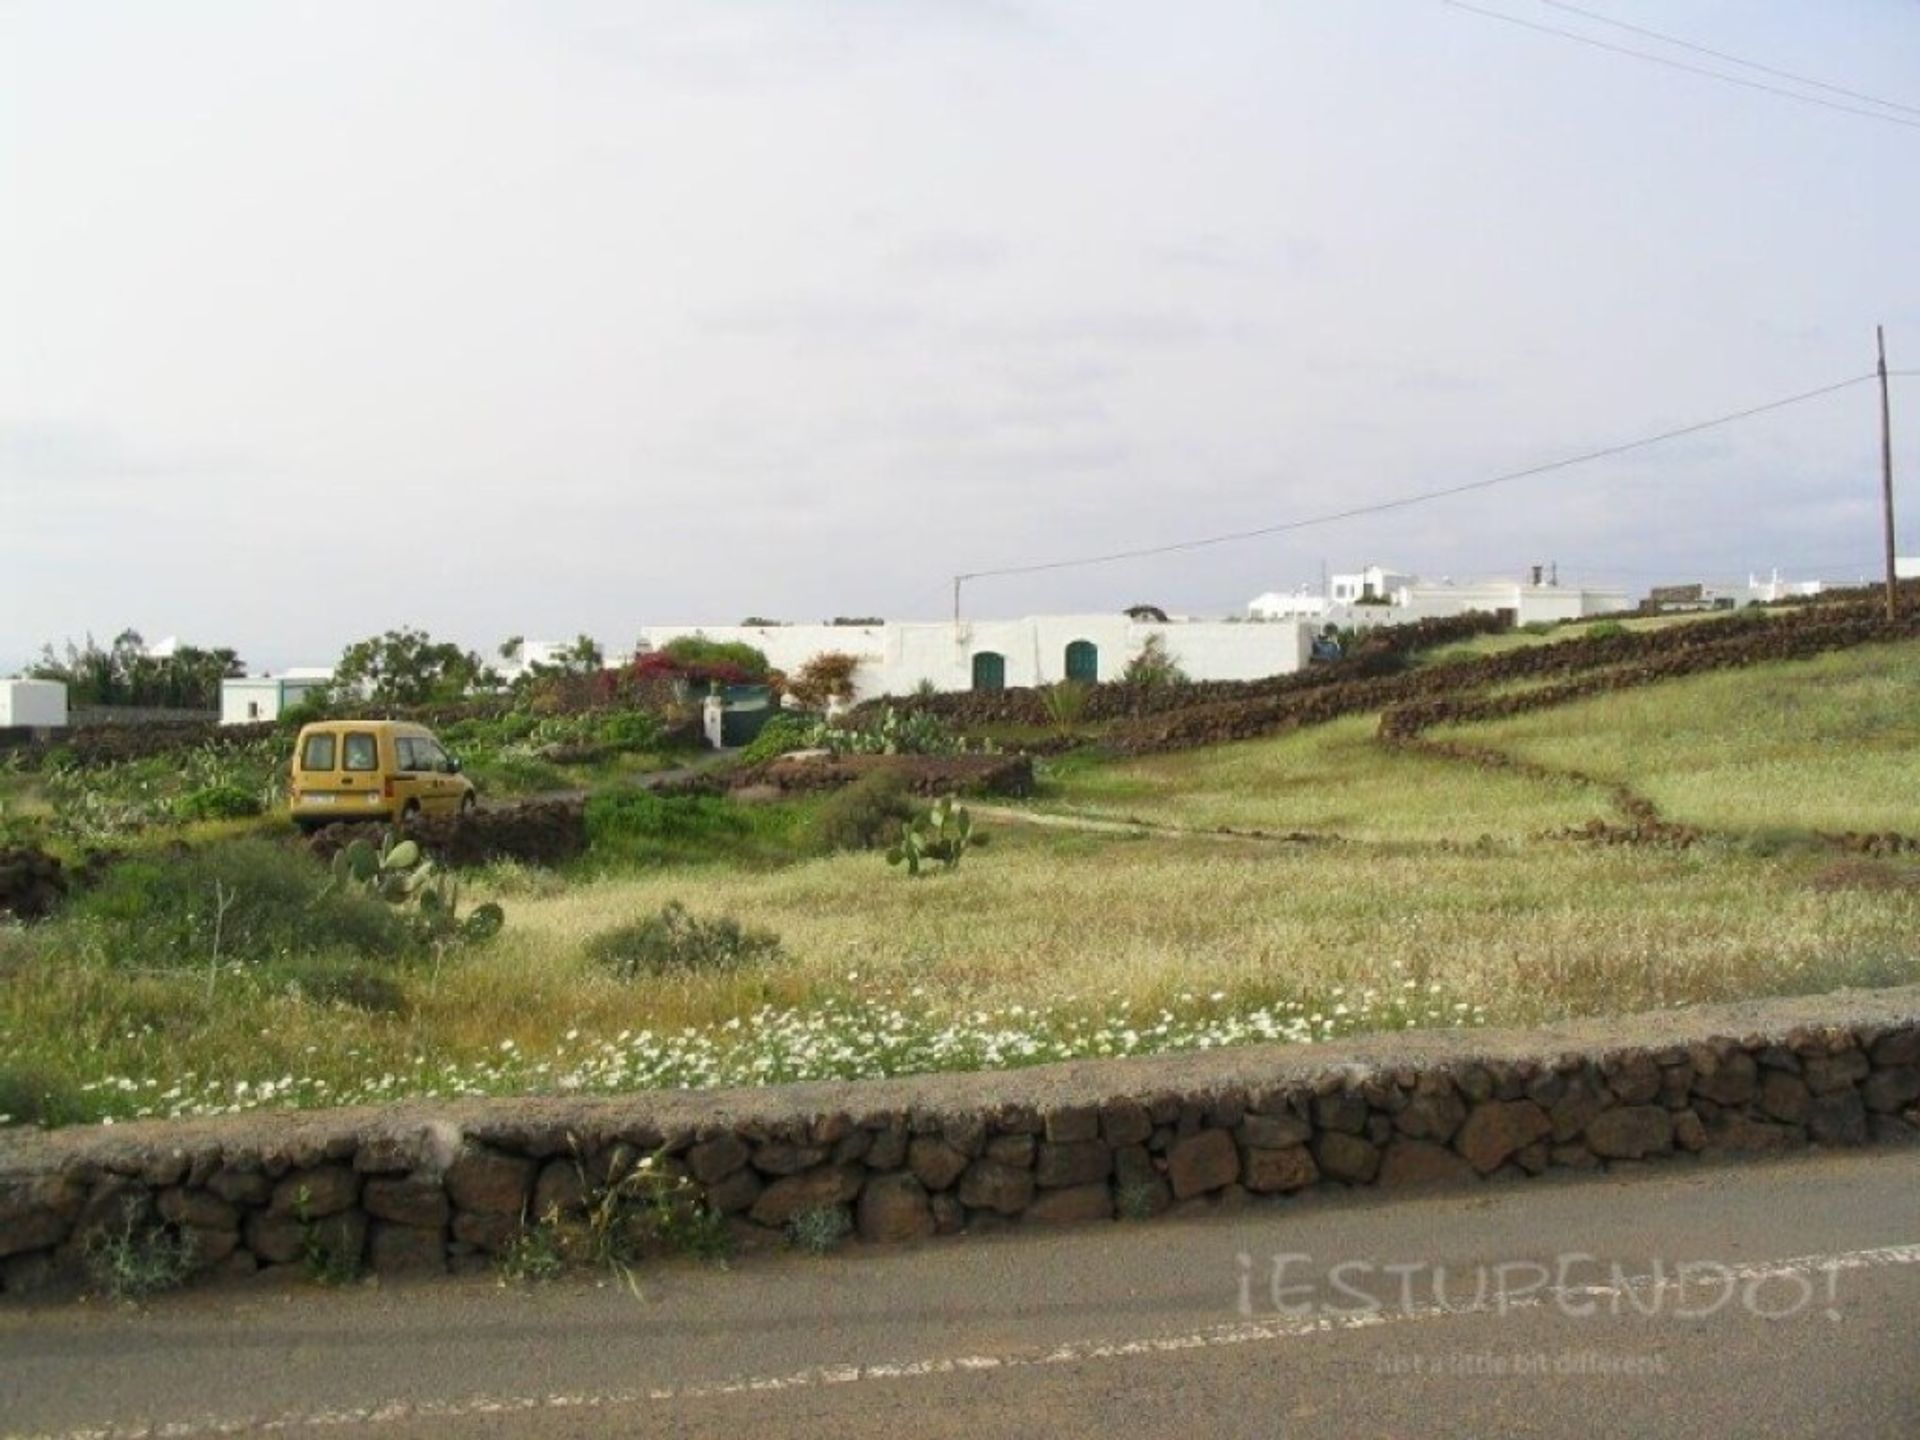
[[64, 838, 412, 969], [787, 651, 860, 709], [594, 710, 664, 751], [787, 1205, 852, 1255], [1040, 680, 1090, 735], [816, 770, 917, 852], [1583, 620, 1627, 640], [174, 784, 264, 822], [583, 790, 809, 869], [0, 1062, 85, 1128], [1121, 634, 1188, 688], [738, 713, 817, 766], [587, 901, 785, 979], [886, 796, 987, 876], [84, 1207, 197, 1300], [274, 961, 411, 1015], [659, 636, 771, 681]]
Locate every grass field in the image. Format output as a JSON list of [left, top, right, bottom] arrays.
[[4, 631, 1918, 1129]]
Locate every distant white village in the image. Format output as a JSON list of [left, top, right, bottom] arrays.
[[3, 560, 1912, 731]]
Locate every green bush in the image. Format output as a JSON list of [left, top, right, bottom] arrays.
[[0, 1062, 85, 1128], [587, 901, 784, 979], [584, 790, 810, 869], [595, 710, 664, 751], [1583, 620, 1627, 640], [174, 783, 264, 822], [63, 838, 411, 969], [661, 636, 771, 680], [739, 713, 816, 765], [816, 771, 917, 852]]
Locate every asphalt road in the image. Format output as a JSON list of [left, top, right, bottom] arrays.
[[3, 1149, 1917, 1439]]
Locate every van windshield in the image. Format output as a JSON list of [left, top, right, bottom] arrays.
[[300, 733, 337, 771]]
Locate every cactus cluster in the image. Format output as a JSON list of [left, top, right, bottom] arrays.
[[884, 796, 987, 877], [325, 830, 504, 945]]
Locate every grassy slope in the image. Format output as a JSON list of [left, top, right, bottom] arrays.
[[1435, 639, 1920, 836], [1033, 714, 1608, 840]]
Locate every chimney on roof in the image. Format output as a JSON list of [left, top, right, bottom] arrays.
[[1530, 564, 1543, 587]]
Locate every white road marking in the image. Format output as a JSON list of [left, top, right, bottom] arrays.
[[12, 1243, 1919, 1440]]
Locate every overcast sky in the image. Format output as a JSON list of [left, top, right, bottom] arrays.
[[4, 1, 1917, 671]]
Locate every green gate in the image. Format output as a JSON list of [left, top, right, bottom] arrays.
[[1064, 639, 1099, 684], [971, 651, 1006, 692]]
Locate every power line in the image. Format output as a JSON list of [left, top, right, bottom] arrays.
[[1430, 0, 1920, 132], [1530, 0, 1920, 119], [957, 372, 1878, 586]]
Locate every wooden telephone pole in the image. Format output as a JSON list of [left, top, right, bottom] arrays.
[[1880, 326, 1899, 621]]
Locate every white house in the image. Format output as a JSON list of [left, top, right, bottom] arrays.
[[1251, 566, 1632, 630], [1246, 588, 1332, 621], [1328, 566, 1417, 606], [0, 679, 68, 729], [635, 615, 1314, 702], [1898, 556, 1919, 580], [219, 670, 332, 725]]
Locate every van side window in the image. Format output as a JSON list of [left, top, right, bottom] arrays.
[[394, 737, 419, 771], [343, 733, 379, 772], [301, 733, 337, 771]]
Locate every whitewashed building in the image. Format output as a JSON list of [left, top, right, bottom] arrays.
[[1251, 565, 1631, 629], [219, 669, 332, 725], [635, 615, 1313, 702], [0, 679, 68, 729]]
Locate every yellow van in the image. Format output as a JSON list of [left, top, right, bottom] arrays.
[[289, 720, 476, 832]]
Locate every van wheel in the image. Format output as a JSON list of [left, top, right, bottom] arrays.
[[459, 793, 477, 817], [400, 801, 421, 827]]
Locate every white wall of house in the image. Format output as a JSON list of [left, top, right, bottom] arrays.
[[220, 677, 328, 725], [0, 679, 68, 728], [636, 616, 1313, 701], [1898, 556, 1919, 580]]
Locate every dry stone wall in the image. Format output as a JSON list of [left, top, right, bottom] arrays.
[[3, 987, 1917, 1297]]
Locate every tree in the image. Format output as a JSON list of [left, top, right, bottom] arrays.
[[1121, 633, 1188, 689], [30, 629, 243, 709], [334, 628, 486, 707]]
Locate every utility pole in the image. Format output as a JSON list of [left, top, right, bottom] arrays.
[[1879, 327, 1899, 621]]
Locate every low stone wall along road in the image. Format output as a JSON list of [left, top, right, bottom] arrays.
[[1, 1149, 1916, 1438]]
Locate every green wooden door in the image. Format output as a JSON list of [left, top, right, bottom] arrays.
[[971, 651, 1006, 692], [1064, 640, 1099, 683]]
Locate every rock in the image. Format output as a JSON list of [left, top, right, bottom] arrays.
[[1673, 1111, 1707, 1152], [1804, 1051, 1870, 1096], [1706, 1113, 1799, 1154], [158, 1188, 237, 1232], [856, 1174, 935, 1243], [452, 1211, 522, 1252], [1313, 1132, 1380, 1184], [368, 1222, 447, 1276], [271, 1165, 359, 1218], [1240, 1113, 1312, 1150], [1455, 1101, 1552, 1174], [1868, 1029, 1920, 1067], [957, 1160, 1035, 1216], [1604, 1054, 1662, 1105], [1692, 1051, 1758, 1106], [705, 1167, 764, 1215], [940, 1115, 987, 1157], [686, 1135, 750, 1185], [984, 1134, 1036, 1169], [363, 1177, 451, 1229], [1035, 1141, 1111, 1189], [907, 1139, 970, 1192], [1099, 1100, 1153, 1148], [833, 1131, 873, 1166], [0, 1208, 70, 1262], [1394, 1092, 1466, 1144], [181, 1225, 240, 1269], [752, 1142, 829, 1177], [1808, 1090, 1868, 1147], [1166, 1131, 1240, 1200], [1313, 1092, 1369, 1135], [1550, 1143, 1601, 1171], [206, 1167, 272, 1207], [931, 1193, 966, 1234], [1026, 1184, 1113, 1224], [1244, 1146, 1320, 1194], [1378, 1140, 1475, 1189], [532, 1161, 586, 1219], [1043, 1106, 1102, 1144], [445, 1150, 535, 1217], [1759, 1071, 1811, 1124], [1549, 1078, 1609, 1143], [864, 1127, 909, 1171], [1585, 1106, 1673, 1160], [245, 1208, 366, 1268], [749, 1166, 864, 1228], [1863, 1067, 1920, 1113]]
